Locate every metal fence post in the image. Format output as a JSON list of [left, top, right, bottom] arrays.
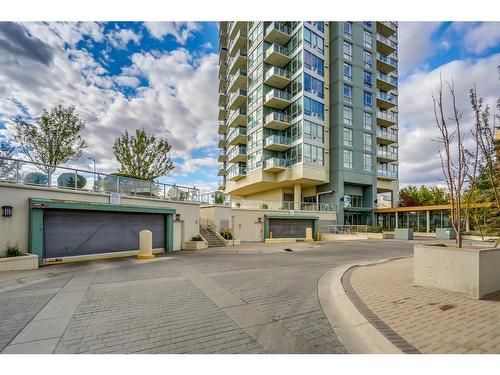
[[74, 170, 78, 190]]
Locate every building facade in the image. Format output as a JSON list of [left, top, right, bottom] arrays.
[[218, 22, 399, 225]]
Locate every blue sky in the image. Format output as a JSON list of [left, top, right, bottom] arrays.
[[0, 21, 499, 191]]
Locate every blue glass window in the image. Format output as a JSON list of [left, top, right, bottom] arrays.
[[364, 91, 373, 108], [304, 27, 324, 52], [364, 71, 373, 88], [304, 97, 324, 120], [304, 50, 324, 76], [304, 74, 324, 98], [344, 84, 353, 103]]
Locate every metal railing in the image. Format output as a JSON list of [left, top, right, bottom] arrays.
[[264, 135, 290, 147], [376, 130, 398, 142], [377, 169, 398, 179], [265, 66, 291, 81], [377, 149, 398, 159], [377, 53, 398, 68], [263, 157, 290, 169], [265, 22, 291, 37], [377, 111, 397, 123], [376, 34, 397, 49], [265, 111, 289, 125], [377, 91, 396, 104], [325, 225, 368, 234], [265, 44, 289, 59], [227, 126, 247, 144], [378, 72, 398, 86], [0, 156, 200, 202], [265, 89, 290, 102]]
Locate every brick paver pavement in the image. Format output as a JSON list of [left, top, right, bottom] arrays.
[[349, 258, 500, 354]]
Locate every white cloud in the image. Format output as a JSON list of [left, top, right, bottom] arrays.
[[463, 22, 500, 54], [398, 53, 500, 186], [107, 28, 141, 49], [144, 22, 201, 45], [0, 22, 218, 185], [398, 22, 442, 76]]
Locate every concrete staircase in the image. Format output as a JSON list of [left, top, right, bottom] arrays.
[[200, 227, 226, 248]]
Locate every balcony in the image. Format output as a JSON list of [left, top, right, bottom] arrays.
[[263, 66, 291, 89], [227, 107, 247, 128], [264, 89, 290, 110], [377, 169, 398, 180], [376, 130, 398, 145], [217, 179, 225, 191], [263, 135, 291, 152], [228, 68, 247, 93], [228, 21, 245, 40], [227, 164, 246, 181], [218, 92, 227, 107], [218, 107, 227, 121], [376, 111, 397, 127], [228, 49, 247, 75], [264, 22, 291, 46], [376, 21, 397, 37], [263, 111, 290, 130], [219, 23, 228, 45], [217, 149, 226, 162], [263, 158, 289, 172], [229, 29, 247, 57], [219, 46, 227, 65], [376, 53, 397, 74], [218, 121, 226, 135], [218, 77, 227, 94], [377, 149, 398, 162], [227, 126, 247, 146], [219, 60, 227, 77], [376, 91, 397, 110], [263, 44, 291, 68], [376, 72, 397, 91], [218, 165, 226, 176], [376, 34, 397, 55], [227, 145, 247, 164], [228, 88, 247, 110]]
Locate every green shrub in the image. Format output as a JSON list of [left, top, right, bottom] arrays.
[[220, 231, 233, 240], [367, 226, 383, 233], [24, 172, 48, 185], [261, 203, 268, 209], [191, 235, 203, 241], [57, 173, 87, 189], [4, 243, 23, 257]]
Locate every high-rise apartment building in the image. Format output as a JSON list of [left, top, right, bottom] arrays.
[[217, 22, 399, 225]]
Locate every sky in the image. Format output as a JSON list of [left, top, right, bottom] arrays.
[[0, 21, 499, 192]]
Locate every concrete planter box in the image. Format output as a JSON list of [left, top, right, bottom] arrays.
[[225, 239, 241, 246], [436, 228, 456, 240], [0, 253, 39, 271], [184, 241, 208, 251], [366, 232, 392, 239], [414, 244, 500, 299], [319, 233, 368, 241], [394, 228, 413, 240]]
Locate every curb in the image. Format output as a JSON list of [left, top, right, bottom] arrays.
[[318, 258, 405, 354]]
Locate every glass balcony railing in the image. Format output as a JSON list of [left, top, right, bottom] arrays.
[[264, 158, 290, 169], [377, 149, 398, 160], [227, 165, 246, 179], [377, 53, 398, 68], [377, 91, 396, 104], [228, 88, 247, 107], [377, 111, 397, 123], [265, 44, 289, 58], [377, 130, 398, 142], [227, 126, 247, 144], [265, 89, 290, 102], [266, 112, 289, 124], [265, 66, 291, 81], [227, 145, 247, 161], [378, 72, 398, 86], [377, 169, 398, 179], [227, 107, 247, 125], [265, 22, 291, 38], [377, 34, 397, 49], [228, 68, 247, 87], [264, 135, 290, 147]]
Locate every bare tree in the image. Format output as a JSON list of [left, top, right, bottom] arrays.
[[433, 77, 468, 248]]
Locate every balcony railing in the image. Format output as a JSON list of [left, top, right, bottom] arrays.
[[227, 107, 247, 126], [228, 88, 247, 108], [377, 130, 398, 142], [377, 53, 398, 68], [378, 72, 398, 86], [264, 157, 289, 168], [377, 169, 398, 179], [265, 88, 290, 102], [377, 149, 398, 160], [377, 111, 397, 123], [265, 44, 289, 59], [377, 34, 397, 49], [227, 165, 246, 179], [377, 91, 397, 104], [0, 156, 200, 202], [227, 145, 247, 161], [265, 22, 291, 38], [264, 135, 290, 147], [227, 126, 247, 144]]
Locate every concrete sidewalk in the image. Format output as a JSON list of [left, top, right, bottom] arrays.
[[345, 258, 500, 354]]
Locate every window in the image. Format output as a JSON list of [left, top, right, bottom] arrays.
[[304, 97, 324, 120], [363, 30, 372, 49], [364, 71, 373, 88], [344, 84, 352, 103], [303, 120, 324, 142], [364, 91, 373, 108], [343, 62, 353, 81], [303, 144, 324, 165], [344, 149, 353, 169], [364, 21, 372, 28], [343, 105, 353, 125], [364, 133, 372, 151], [364, 112, 373, 130], [343, 41, 352, 60], [308, 21, 324, 33], [344, 128, 353, 147], [304, 50, 324, 76], [364, 153, 373, 171], [304, 27, 324, 52], [304, 74, 324, 98], [343, 22, 352, 38], [363, 50, 372, 69]]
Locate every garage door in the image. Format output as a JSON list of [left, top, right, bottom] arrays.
[[269, 218, 314, 238], [43, 210, 165, 259]]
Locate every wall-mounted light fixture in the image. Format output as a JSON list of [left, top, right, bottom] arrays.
[[2, 205, 13, 217]]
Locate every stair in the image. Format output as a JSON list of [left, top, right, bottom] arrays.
[[200, 227, 226, 248]]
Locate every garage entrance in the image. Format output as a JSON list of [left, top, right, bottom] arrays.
[[264, 215, 319, 240], [44, 210, 165, 259], [29, 198, 175, 264]]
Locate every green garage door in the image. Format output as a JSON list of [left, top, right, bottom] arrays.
[[43, 209, 165, 259], [269, 218, 314, 238]]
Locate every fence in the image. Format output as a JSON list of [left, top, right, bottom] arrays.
[[324, 225, 368, 235], [0, 156, 200, 203]]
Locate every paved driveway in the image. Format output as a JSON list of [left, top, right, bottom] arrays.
[[0, 240, 414, 354]]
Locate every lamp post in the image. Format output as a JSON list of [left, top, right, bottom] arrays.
[[88, 157, 96, 190]]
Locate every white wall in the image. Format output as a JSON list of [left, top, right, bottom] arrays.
[[0, 183, 199, 252]]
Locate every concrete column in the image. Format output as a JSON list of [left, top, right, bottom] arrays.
[[466, 214, 470, 232], [426, 210, 431, 233], [395, 211, 399, 229], [293, 183, 302, 211]]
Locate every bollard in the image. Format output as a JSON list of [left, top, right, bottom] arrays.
[[305, 227, 314, 242], [137, 230, 155, 259]]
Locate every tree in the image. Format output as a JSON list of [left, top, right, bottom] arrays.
[[399, 185, 422, 207], [0, 140, 16, 181], [113, 128, 174, 180], [398, 185, 450, 207], [433, 78, 468, 248], [14, 105, 87, 180]]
